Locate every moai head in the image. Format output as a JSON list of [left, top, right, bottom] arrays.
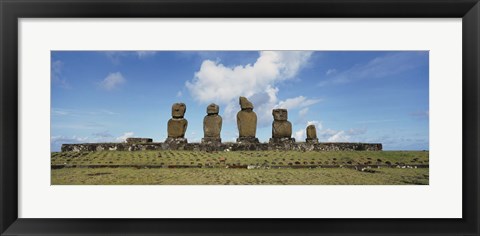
[[272, 109, 288, 121], [239, 96, 254, 110], [171, 103, 186, 118], [206, 103, 219, 115]]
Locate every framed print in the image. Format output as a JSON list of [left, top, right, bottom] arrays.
[[1, 0, 479, 235]]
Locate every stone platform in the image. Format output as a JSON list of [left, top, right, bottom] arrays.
[[61, 142, 382, 152]]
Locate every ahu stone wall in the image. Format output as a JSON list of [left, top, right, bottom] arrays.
[[61, 142, 382, 152]]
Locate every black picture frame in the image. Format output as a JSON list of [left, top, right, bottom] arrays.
[[1, 0, 479, 235]]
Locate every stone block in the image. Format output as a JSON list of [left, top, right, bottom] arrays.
[[126, 138, 153, 144]]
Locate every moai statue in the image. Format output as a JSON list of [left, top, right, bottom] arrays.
[[305, 124, 319, 143], [202, 103, 222, 143], [165, 103, 188, 144], [269, 108, 295, 143], [236, 96, 259, 143]]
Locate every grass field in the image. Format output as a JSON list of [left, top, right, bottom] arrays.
[[51, 150, 429, 185]]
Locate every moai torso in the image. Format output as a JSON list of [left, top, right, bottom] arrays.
[[272, 109, 292, 138], [167, 103, 188, 138], [306, 125, 317, 139], [203, 103, 222, 139], [237, 97, 257, 137], [168, 119, 188, 138]]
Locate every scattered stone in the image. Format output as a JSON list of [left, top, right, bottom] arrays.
[[202, 103, 222, 144], [236, 96, 258, 143]]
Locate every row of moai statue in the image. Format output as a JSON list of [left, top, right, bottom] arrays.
[[165, 96, 319, 144]]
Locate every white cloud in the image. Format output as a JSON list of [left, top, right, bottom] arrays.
[[298, 108, 309, 118], [116, 132, 134, 142], [176, 91, 183, 97], [136, 51, 157, 59], [186, 51, 313, 104], [319, 52, 427, 86], [92, 131, 114, 138], [294, 129, 306, 141], [104, 52, 128, 64], [99, 72, 126, 90], [327, 130, 350, 142], [104, 51, 156, 64], [51, 135, 89, 144], [275, 96, 321, 109], [326, 69, 337, 75], [345, 128, 367, 136], [319, 127, 366, 142], [51, 108, 119, 117], [410, 110, 429, 119], [185, 51, 318, 126], [51, 108, 69, 116], [51, 60, 70, 89]]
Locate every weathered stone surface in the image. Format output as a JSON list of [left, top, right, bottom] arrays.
[[167, 118, 188, 138], [61, 142, 383, 152], [236, 97, 257, 139], [201, 137, 222, 151], [203, 103, 222, 141], [237, 111, 257, 137], [272, 121, 292, 138], [306, 125, 319, 143], [164, 137, 188, 150], [272, 108, 288, 121], [206, 103, 219, 115], [126, 138, 153, 144], [239, 96, 253, 109], [165, 137, 188, 144], [171, 103, 186, 118], [236, 137, 259, 144], [306, 125, 317, 139], [269, 137, 296, 144], [167, 103, 188, 142], [271, 109, 292, 139], [306, 139, 319, 144], [203, 115, 222, 138]]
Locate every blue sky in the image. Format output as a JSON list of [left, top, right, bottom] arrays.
[[51, 51, 429, 151]]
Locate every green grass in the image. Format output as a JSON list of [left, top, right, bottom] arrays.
[[51, 150, 429, 167], [51, 150, 429, 185], [51, 167, 428, 185]]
